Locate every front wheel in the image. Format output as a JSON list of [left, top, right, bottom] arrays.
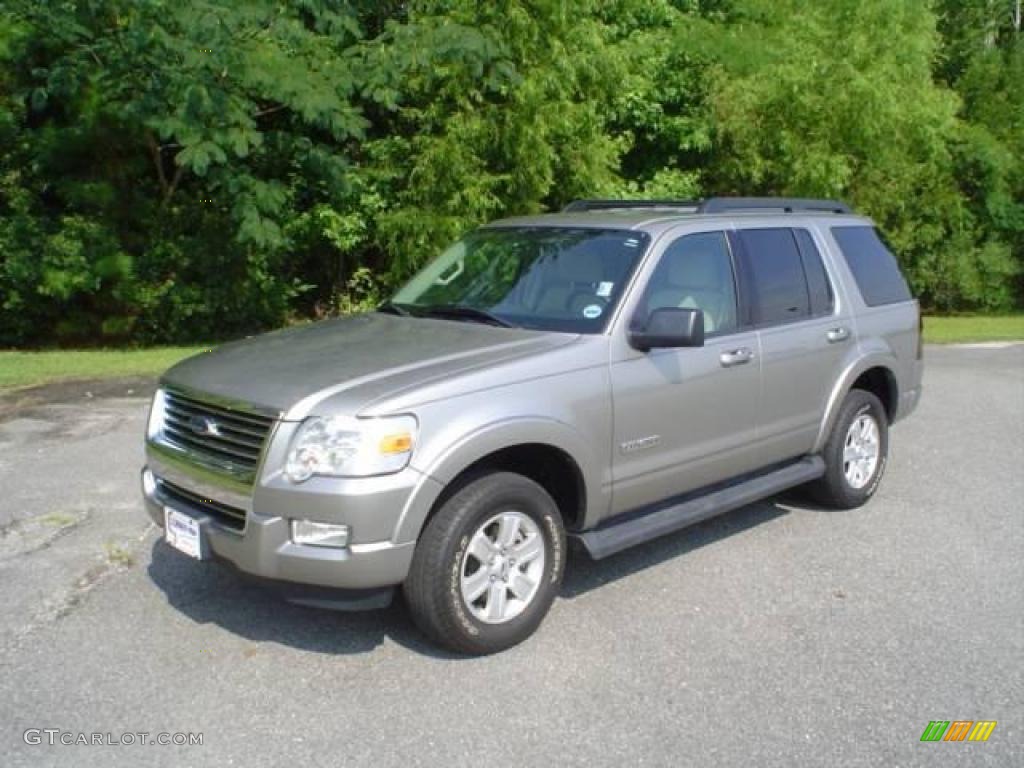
[[808, 389, 889, 509], [403, 472, 566, 655]]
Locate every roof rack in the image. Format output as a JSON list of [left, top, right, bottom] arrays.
[[699, 197, 852, 214], [562, 199, 701, 213], [563, 197, 852, 215]]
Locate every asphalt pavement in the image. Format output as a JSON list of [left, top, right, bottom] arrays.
[[0, 344, 1021, 767]]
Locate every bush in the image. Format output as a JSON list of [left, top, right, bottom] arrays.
[[0, 0, 1019, 348]]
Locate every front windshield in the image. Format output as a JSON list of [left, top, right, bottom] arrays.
[[389, 227, 650, 333]]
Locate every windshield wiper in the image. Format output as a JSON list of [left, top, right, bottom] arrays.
[[377, 301, 411, 317], [419, 304, 514, 328]]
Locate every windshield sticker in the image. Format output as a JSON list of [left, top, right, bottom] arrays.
[[596, 281, 614, 298], [582, 304, 603, 319]]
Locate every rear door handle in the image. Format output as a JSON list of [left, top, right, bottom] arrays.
[[826, 327, 850, 343], [720, 347, 754, 367]]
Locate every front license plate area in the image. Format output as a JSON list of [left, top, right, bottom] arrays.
[[164, 507, 206, 560]]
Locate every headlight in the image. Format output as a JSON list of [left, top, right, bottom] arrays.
[[147, 388, 166, 439], [284, 414, 417, 482]]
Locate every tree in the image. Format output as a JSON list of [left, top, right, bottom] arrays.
[[668, 0, 1018, 309], [0, 0, 1019, 347]]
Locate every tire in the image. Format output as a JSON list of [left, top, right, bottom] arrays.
[[403, 472, 566, 655], [807, 389, 889, 509]]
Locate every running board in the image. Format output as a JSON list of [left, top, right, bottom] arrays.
[[575, 456, 825, 560]]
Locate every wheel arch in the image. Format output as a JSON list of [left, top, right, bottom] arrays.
[[393, 418, 600, 544], [813, 356, 899, 453]]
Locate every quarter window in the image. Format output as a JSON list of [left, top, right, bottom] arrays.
[[736, 228, 811, 326], [831, 226, 912, 306]]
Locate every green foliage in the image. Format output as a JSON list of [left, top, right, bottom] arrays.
[[683, 1, 980, 307], [331, 266, 384, 317], [0, 0, 1020, 346]]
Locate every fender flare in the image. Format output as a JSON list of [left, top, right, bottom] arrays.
[[392, 417, 601, 544], [813, 353, 899, 452]]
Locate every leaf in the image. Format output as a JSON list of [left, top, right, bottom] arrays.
[[175, 140, 226, 176]]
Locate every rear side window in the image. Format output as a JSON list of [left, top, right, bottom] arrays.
[[736, 228, 810, 325], [794, 229, 834, 316], [831, 226, 912, 306]]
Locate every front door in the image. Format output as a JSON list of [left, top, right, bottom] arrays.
[[609, 229, 762, 515]]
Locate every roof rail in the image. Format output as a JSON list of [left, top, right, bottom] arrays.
[[698, 197, 852, 214], [562, 197, 852, 215], [562, 199, 701, 213]]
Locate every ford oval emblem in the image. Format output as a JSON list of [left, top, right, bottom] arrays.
[[189, 415, 220, 437]]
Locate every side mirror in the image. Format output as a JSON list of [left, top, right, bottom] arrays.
[[628, 307, 705, 351]]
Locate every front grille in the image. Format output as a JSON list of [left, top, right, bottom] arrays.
[[158, 478, 247, 531], [160, 388, 274, 477]]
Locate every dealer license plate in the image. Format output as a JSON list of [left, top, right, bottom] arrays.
[[164, 507, 204, 559]]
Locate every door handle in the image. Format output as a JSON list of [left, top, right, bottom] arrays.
[[826, 327, 850, 343], [720, 347, 754, 367]]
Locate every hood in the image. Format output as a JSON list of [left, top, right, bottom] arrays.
[[162, 313, 573, 419]]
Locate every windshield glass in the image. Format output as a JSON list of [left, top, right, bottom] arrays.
[[389, 227, 650, 333]]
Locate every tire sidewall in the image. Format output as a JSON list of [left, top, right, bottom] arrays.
[[832, 394, 889, 505], [442, 478, 565, 651]]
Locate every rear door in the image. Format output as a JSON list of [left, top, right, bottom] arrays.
[[733, 226, 852, 465]]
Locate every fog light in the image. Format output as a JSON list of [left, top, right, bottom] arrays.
[[290, 520, 350, 549]]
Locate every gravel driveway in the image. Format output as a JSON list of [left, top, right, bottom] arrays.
[[1, 344, 1021, 767]]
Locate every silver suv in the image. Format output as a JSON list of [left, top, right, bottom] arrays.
[[142, 197, 923, 654]]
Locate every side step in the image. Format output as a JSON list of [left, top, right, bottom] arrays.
[[575, 456, 825, 560]]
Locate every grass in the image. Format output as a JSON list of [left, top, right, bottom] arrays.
[[922, 314, 1024, 344], [41, 513, 80, 528], [104, 541, 135, 568], [0, 346, 205, 391]]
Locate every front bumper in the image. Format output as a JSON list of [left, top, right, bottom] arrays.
[[143, 445, 440, 597]]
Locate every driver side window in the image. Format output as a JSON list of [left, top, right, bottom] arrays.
[[641, 232, 738, 335]]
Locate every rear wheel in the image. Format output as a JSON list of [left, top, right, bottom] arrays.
[[808, 389, 889, 509], [404, 472, 566, 655]]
